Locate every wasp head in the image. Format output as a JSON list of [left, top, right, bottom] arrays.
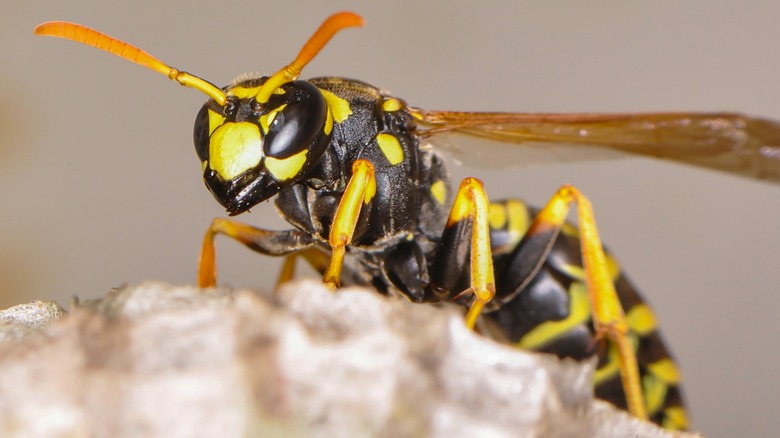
[[193, 78, 332, 215]]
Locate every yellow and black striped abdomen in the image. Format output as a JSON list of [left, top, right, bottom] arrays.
[[484, 199, 688, 430]]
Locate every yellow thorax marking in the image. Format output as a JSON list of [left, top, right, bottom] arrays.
[[320, 88, 352, 124], [376, 133, 404, 165], [431, 180, 447, 204], [382, 97, 402, 112], [209, 123, 263, 180]]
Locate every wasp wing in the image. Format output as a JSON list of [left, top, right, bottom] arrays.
[[411, 109, 780, 183]]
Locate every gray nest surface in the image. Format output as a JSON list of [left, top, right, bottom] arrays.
[[0, 281, 701, 438]]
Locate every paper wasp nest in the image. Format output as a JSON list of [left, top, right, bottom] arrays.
[[0, 281, 699, 437]]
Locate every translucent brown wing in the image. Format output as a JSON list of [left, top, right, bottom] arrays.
[[410, 108, 780, 183]]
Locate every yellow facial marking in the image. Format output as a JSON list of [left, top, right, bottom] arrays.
[[647, 358, 681, 384], [642, 373, 668, 416], [662, 407, 689, 430], [265, 149, 308, 182], [376, 133, 404, 165], [488, 203, 507, 230], [320, 89, 352, 123], [207, 109, 226, 136], [431, 180, 447, 205], [382, 97, 402, 112], [209, 122, 263, 180], [259, 104, 287, 134], [228, 85, 262, 99], [518, 281, 591, 350], [626, 304, 657, 335]]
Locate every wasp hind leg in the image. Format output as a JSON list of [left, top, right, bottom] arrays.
[[496, 184, 648, 421], [429, 177, 496, 330], [276, 247, 333, 288]]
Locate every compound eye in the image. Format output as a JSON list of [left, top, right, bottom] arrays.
[[263, 81, 328, 158], [193, 105, 211, 162]]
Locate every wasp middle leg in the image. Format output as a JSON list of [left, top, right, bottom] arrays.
[[429, 177, 496, 329]]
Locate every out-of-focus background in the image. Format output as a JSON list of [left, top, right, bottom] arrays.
[[2, 1, 778, 436]]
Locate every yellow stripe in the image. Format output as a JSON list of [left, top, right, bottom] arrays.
[[626, 304, 657, 335], [376, 133, 404, 165], [642, 373, 668, 416], [662, 407, 689, 430], [518, 281, 591, 350], [265, 149, 307, 181], [488, 203, 507, 230], [647, 358, 681, 384], [593, 342, 621, 386], [561, 221, 579, 237], [506, 200, 529, 237], [558, 253, 620, 282]]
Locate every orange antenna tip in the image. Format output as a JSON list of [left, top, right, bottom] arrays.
[[255, 11, 364, 104]]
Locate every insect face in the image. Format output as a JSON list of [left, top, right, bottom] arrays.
[[193, 78, 332, 215]]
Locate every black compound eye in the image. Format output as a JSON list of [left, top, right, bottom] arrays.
[[263, 81, 328, 158], [193, 105, 211, 162]]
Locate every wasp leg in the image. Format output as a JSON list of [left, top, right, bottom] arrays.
[[430, 177, 495, 330], [322, 159, 376, 287], [198, 218, 314, 287], [276, 247, 332, 291], [506, 184, 647, 421]]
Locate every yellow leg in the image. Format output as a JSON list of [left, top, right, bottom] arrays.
[[322, 159, 376, 287], [446, 177, 496, 330], [530, 184, 647, 421], [198, 218, 312, 288], [275, 247, 332, 292]]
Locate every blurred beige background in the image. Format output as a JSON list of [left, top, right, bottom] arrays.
[[2, 1, 779, 436]]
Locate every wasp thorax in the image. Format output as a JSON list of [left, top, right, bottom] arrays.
[[192, 78, 333, 215]]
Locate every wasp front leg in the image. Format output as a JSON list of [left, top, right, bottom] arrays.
[[430, 177, 496, 330], [322, 159, 376, 287], [198, 218, 315, 288]]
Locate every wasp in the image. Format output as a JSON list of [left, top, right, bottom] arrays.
[[34, 11, 780, 431]]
